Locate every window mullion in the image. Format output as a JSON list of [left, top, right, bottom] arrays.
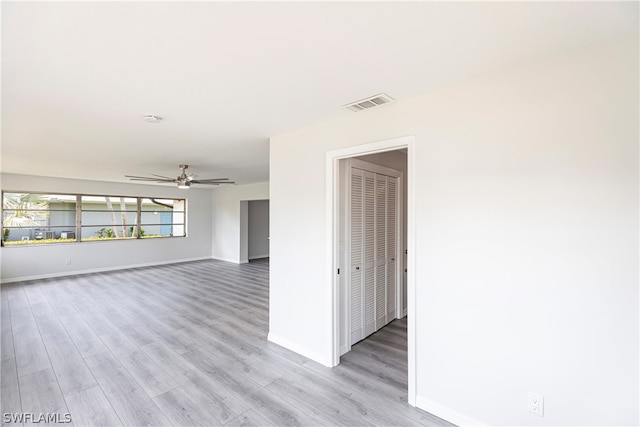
[[76, 195, 82, 242], [136, 198, 142, 239]]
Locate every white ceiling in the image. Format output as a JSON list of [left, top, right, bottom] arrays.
[[2, 1, 637, 187]]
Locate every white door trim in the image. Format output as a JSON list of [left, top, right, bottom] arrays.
[[325, 134, 416, 406]]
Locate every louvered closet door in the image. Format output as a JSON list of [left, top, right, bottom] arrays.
[[375, 174, 388, 330], [350, 165, 400, 346], [350, 169, 364, 343], [363, 171, 376, 338], [386, 176, 398, 323]]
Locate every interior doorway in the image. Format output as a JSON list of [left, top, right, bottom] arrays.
[[248, 199, 270, 261], [340, 156, 405, 350], [240, 199, 270, 264], [327, 135, 416, 406]]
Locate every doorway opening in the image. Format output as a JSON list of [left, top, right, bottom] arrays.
[[340, 155, 405, 350], [327, 135, 416, 405], [240, 199, 270, 264]]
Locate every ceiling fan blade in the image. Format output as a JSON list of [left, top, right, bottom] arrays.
[[191, 178, 231, 183], [125, 175, 159, 179], [192, 181, 235, 185], [128, 177, 176, 182], [151, 174, 175, 180], [187, 174, 198, 181]]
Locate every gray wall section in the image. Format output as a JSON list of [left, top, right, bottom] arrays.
[[248, 199, 269, 260]]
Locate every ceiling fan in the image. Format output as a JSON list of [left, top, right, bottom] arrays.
[[126, 164, 234, 189]]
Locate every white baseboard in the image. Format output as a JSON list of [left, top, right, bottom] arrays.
[[267, 332, 332, 367], [216, 255, 270, 265], [415, 396, 485, 426], [210, 255, 240, 264], [0, 256, 212, 284]]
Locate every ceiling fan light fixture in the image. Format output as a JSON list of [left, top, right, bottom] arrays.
[[125, 164, 234, 187]]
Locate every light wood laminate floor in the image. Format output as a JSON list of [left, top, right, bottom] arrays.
[[1, 259, 453, 426]]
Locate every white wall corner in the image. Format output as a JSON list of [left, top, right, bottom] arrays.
[[340, 345, 349, 356], [267, 332, 333, 367], [415, 396, 486, 427]]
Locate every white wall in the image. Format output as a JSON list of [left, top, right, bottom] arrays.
[[211, 182, 269, 263], [269, 37, 639, 426], [0, 173, 213, 282], [248, 199, 269, 260]]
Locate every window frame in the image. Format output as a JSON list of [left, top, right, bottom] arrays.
[[1, 190, 187, 247]]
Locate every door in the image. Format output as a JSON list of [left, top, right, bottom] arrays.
[[349, 161, 401, 346], [375, 173, 387, 330], [350, 169, 364, 343]]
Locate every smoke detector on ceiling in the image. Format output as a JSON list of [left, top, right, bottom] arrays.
[[343, 93, 394, 112], [144, 115, 162, 123]]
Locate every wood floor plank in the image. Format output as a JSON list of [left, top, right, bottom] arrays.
[[140, 341, 250, 422], [23, 284, 48, 306], [1, 289, 16, 362], [84, 352, 171, 426], [114, 349, 179, 398], [182, 348, 318, 426], [6, 285, 30, 311], [225, 409, 273, 427], [265, 374, 377, 426], [39, 281, 79, 318], [30, 302, 98, 396], [64, 386, 123, 427], [64, 303, 118, 338], [112, 307, 195, 355], [83, 353, 138, 397], [340, 349, 408, 391], [10, 309, 52, 378], [153, 387, 223, 426], [98, 331, 140, 356], [43, 351, 97, 398], [197, 343, 284, 387], [58, 314, 109, 358], [1, 357, 23, 426], [19, 368, 71, 427]]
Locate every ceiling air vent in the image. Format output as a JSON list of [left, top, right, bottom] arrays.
[[343, 93, 394, 112]]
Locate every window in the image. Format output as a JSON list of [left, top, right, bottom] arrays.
[[140, 198, 186, 238], [81, 196, 138, 241], [1, 191, 186, 246], [1, 193, 77, 245]]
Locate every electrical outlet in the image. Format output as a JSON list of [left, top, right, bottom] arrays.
[[65, 258, 71, 265], [528, 392, 544, 417]]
